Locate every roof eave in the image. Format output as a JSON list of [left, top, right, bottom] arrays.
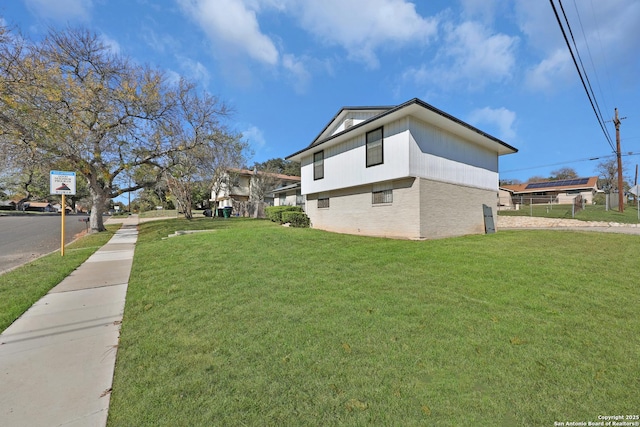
[[287, 98, 517, 161]]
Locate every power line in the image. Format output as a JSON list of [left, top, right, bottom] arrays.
[[549, 0, 616, 152], [501, 151, 640, 174], [572, 0, 612, 128]]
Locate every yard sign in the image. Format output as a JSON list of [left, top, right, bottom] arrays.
[[50, 170, 76, 256], [50, 170, 76, 195]]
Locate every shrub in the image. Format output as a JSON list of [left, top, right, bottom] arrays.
[[265, 206, 303, 223], [281, 211, 310, 228]]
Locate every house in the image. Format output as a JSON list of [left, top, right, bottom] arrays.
[[0, 200, 17, 211], [272, 182, 304, 209], [500, 176, 600, 209], [211, 168, 301, 216], [286, 98, 518, 239], [24, 202, 54, 212]]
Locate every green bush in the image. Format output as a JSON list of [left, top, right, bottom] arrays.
[[281, 211, 310, 228], [265, 205, 303, 223]]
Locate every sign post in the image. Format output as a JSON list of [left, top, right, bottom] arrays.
[[50, 171, 76, 256]]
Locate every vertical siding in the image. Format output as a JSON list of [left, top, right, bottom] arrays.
[[328, 111, 386, 136], [408, 117, 499, 191], [301, 117, 411, 195]]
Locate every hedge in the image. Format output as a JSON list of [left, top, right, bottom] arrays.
[[281, 211, 310, 228], [265, 205, 303, 223]]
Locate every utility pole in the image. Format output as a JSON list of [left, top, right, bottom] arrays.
[[614, 108, 625, 212]]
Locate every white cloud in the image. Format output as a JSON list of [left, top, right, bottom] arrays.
[[164, 69, 182, 86], [141, 26, 181, 54], [99, 34, 121, 55], [516, 0, 640, 93], [282, 53, 311, 94], [242, 125, 266, 149], [290, 0, 438, 68], [400, 20, 518, 92], [468, 107, 517, 141], [175, 57, 211, 87], [459, 0, 502, 24], [438, 21, 518, 89], [24, 0, 93, 23], [177, 0, 279, 66], [525, 49, 572, 92]]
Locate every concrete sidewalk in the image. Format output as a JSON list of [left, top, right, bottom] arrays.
[[0, 216, 139, 427]]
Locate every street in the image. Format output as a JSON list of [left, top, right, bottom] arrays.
[[0, 214, 92, 274]]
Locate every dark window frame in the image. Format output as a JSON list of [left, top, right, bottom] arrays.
[[366, 127, 384, 167], [314, 150, 324, 180], [317, 197, 330, 208], [372, 189, 393, 205]]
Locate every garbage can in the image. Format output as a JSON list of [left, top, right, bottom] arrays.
[[217, 208, 224, 217], [223, 206, 232, 218]]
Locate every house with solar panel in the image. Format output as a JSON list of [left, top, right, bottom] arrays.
[[500, 177, 600, 208], [286, 98, 518, 239]]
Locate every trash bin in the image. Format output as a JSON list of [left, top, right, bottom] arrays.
[[203, 209, 212, 217], [217, 208, 224, 217], [223, 206, 232, 218]]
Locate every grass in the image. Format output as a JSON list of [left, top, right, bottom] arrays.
[[108, 218, 640, 426], [138, 209, 181, 219], [0, 225, 117, 332], [499, 203, 640, 223]]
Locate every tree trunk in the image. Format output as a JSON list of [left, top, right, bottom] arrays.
[[89, 189, 107, 233]]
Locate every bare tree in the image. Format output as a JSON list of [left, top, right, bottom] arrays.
[[549, 167, 578, 180], [248, 165, 286, 217], [0, 26, 224, 232], [164, 79, 247, 219], [596, 158, 626, 193]]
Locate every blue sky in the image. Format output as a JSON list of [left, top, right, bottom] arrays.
[[2, 0, 639, 183]]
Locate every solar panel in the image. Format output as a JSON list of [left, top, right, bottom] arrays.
[[525, 178, 589, 190]]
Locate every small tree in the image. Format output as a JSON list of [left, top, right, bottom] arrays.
[[163, 79, 248, 219], [549, 167, 578, 180], [596, 157, 630, 194], [249, 165, 284, 214]]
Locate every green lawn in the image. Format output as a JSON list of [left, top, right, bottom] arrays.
[[0, 226, 117, 331], [108, 218, 640, 426], [499, 202, 640, 223]]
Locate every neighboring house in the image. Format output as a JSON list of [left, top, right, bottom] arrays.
[[24, 202, 54, 212], [501, 176, 600, 208], [286, 98, 517, 239], [0, 200, 17, 211], [51, 203, 74, 213], [272, 182, 304, 209], [211, 168, 301, 213]]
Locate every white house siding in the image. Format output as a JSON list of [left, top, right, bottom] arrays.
[[301, 118, 411, 195], [275, 191, 299, 206], [306, 178, 420, 239], [556, 191, 594, 204], [418, 178, 497, 239], [328, 111, 386, 136], [408, 117, 498, 191]]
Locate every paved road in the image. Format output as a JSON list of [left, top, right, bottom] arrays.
[[0, 214, 91, 274]]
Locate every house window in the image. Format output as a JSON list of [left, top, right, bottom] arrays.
[[366, 127, 383, 167], [318, 198, 330, 208], [314, 151, 324, 180], [372, 189, 393, 204], [279, 194, 286, 206]]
